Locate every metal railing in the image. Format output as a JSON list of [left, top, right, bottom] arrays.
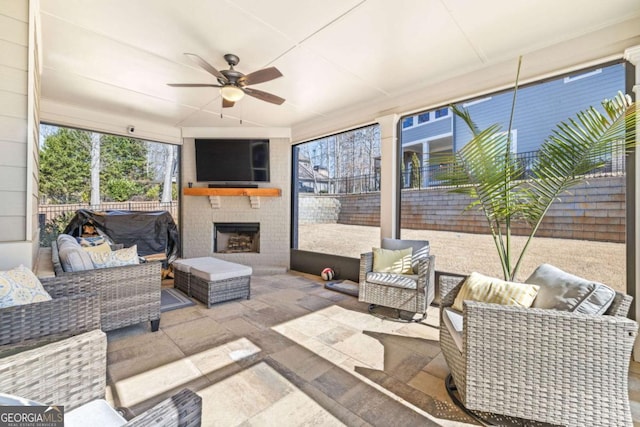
[[300, 149, 626, 194]]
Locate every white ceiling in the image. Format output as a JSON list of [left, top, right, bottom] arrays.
[[39, 0, 640, 142]]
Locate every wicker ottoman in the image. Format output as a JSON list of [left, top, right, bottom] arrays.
[[173, 257, 216, 296], [173, 257, 252, 308]]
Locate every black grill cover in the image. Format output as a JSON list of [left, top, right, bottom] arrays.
[[63, 209, 180, 264]]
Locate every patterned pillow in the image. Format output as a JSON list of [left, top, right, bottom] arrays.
[[89, 245, 139, 269], [76, 236, 107, 247], [0, 265, 52, 308], [82, 242, 111, 255]]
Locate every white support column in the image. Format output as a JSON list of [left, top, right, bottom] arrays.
[[624, 45, 640, 360], [377, 114, 399, 241]]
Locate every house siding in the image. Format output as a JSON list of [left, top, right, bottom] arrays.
[[0, 0, 40, 269], [402, 63, 626, 154]]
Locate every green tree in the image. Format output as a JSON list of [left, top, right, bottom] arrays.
[[39, 128, 91, 203], [105, 178, 142, 202], [100, 135, 150, 201]]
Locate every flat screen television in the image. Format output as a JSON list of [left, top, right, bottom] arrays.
[[195, 138, 270, 183]]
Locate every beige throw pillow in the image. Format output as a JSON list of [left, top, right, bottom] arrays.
[[372, 247, 413, 274], [453, 272, 540, 312], [82, 242, 111, 255]]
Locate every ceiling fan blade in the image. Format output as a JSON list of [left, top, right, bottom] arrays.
[[242, 67, 283, 86], [167, 83, 223, 87], [243, 87, 285, 105], [222, 98, 235, 108], [184, 53, 227, 83]]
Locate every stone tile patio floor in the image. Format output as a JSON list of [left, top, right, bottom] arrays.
[[105, 272, 640, 426]]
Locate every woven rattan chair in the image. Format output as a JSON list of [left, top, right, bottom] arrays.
[[0, 330, 202, 426], [52, 241, 162, 332], [439, 273, 638, 427], [0, 275, 100, 356], [359, 238, 435, 321]]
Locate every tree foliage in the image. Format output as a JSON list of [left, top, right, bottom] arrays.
[[39, 128, 175, 204], [39, 128, 92, 203]]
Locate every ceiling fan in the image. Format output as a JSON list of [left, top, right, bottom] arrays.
[[168, 53, 285, 108]]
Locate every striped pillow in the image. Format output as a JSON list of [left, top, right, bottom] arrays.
[[453, 272, 540, 312]]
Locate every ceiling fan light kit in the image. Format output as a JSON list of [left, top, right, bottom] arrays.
[[220, 85, 245, 102], [168, 53, 285, 109]]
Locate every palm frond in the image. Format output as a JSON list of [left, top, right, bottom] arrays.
[[525, 92, 635, 226]]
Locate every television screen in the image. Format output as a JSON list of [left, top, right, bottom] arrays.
[[195, 138, 270, 182]]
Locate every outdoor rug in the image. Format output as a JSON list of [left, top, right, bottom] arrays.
[[324, 280, 359, 297], [161, 288, 195, 312]]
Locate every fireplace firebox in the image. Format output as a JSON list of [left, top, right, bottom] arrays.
[[214, 222, 260, 253]]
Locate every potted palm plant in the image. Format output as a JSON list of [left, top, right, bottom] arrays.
[[436, 58, 637, 281]]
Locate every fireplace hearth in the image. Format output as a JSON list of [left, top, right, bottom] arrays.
[[214, 222, 260, 253]]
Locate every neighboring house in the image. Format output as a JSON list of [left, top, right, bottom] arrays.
[[297, 155, 331, 193], [401, 63, 626, 187]]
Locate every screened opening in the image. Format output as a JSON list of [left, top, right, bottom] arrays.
[[292, 125, 381, 265], [398, 61, 629, 291], [38, 124, 179, 247]]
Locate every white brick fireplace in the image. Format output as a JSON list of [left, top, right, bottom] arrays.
[[181, 134, 291, 274]]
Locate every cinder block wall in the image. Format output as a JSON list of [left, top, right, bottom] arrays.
[[300, 176, 626, 243], [298, 194, 341, 224]]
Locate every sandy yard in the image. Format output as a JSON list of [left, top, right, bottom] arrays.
[[298, 223, 627, 293]]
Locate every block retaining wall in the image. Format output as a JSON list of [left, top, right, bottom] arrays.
[[299, 176, 625, 243]]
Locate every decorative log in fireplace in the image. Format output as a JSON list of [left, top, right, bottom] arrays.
[[214, 222, 260, 253]]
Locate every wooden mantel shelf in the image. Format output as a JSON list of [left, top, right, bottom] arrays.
[[183, 187, 281, 209], [184, 187, 281, 197]]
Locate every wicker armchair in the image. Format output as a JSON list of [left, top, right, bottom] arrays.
[[439, 274, 638, 427], [0, 330, 202, 426], [52, 241, 162, 332], [359, 238, 435, 321]]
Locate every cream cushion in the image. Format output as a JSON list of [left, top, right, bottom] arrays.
[[0, 265, 52, 308], [189, 257, 252, 282], [65, 399, 126, 427], [381, 238, 430, 274], [453, 272, 540, 312], [365, 272, 418, 289], [173, 257, 218, 273], [89, 245, 139, 269], [442, 307, 464, 352], [82, 242, 111, 255], [372, 247, 413, 274]]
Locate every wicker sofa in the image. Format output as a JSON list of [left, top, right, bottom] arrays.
[[439, 272, 638, 426], [52, 238, 161, 332], [0, 274, 100, 356]]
